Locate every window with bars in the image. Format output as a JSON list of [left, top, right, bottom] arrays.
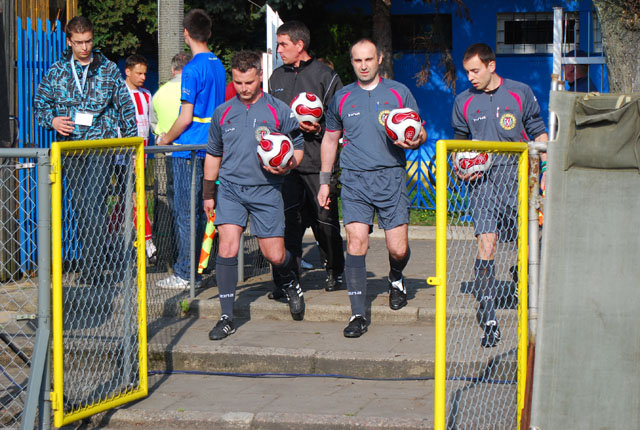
[[496, 11, 600, 54]]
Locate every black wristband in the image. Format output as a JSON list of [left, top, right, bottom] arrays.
[[319, 171, 332, 185], [203, 179, 217, 200]]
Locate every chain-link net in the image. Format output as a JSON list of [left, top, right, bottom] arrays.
[[144, 154, 186, 321], [242, 223, 271, 280], [58, 145, 143, 416], [144, 150, 269, 323], [445, 151, 520, 429], [0, 155, 38, 428]]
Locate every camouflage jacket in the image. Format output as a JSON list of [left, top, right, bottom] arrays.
[[34, 48, 136, 141]]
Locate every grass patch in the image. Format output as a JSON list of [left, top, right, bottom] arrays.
[[409, 209, 436, 226]]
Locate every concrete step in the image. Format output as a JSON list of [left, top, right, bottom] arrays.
[[146, 317, 515, 380], [85, 372, 435, 429], [148, 317, 435, 379], [185, 272, 438, 323]]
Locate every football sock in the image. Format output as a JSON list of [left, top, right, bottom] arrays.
[[345, 253, 367, 317], [389, 248, 411, 283], [216, 255, 238, 320], [273, 250, 296, 286], [475, 258, 496, 325]]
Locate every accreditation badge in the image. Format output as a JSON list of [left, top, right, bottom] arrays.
[[75, 112, 94, 126]]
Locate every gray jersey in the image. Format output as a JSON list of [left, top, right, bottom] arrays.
[[207, 93, 303, 186], [452, 77, 546, 143], [325, 78, 420, 171]]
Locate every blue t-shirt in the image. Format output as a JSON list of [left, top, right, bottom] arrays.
[[325, 78, 420, 171], [207, 92, 304, 186], [174, 52, 226, 158]]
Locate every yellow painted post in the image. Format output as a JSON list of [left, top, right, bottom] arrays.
[[50, 142, 65, 427], [429, 140, 529, 430], [49, 138, 149, 426], [516, 147, 529, 428], [428, 139, 449, 430], [135, 139, 149, 397]]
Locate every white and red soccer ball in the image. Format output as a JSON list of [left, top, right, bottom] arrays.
[[384, 108, 421, 143], [453, 151, 493, 177], [290, 92, 323, 124], [257, 132, 294, 169]]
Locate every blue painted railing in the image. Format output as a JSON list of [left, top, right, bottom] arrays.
[[16, 18, 65, 271]]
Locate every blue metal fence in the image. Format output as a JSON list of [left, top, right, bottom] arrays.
[[15, 17, 65, 272], [406, 139, 437, 210]]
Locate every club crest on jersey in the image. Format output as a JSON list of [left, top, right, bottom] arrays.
[[378, 110, 391, 126], [499, 113, 516, 130], [255, 126, 270, 141]]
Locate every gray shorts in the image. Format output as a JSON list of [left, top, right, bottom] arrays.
[[468, 162, 518, 241], [215, 178, 285, 238], [340, 167, 410, 230]]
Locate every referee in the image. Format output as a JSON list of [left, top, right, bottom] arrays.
[[318, 38, 427, 338]]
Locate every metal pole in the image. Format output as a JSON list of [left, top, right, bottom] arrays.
[[21, 155, 52, 430], [527, 145, 542, 341], [190, 150, 196, 298], [553, 7, 563, 78]]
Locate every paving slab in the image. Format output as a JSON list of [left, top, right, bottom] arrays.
[[79, 372, 435, 430]]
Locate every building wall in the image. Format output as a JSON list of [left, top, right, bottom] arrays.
[[388, 0, 607, 140]]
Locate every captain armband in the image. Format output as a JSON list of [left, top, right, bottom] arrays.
[[319, 171, 332, 185]]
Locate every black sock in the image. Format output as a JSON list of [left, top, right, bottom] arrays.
[[273, 250, 296, 287], [345, 253, 367, 317], [389, 248, 411, 283], [474, 259, 496, 325], [216, 255, 238, 320]]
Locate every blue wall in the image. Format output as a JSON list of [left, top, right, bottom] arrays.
[[387, 0, 607, 141]]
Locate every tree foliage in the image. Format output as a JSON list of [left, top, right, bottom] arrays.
[[78, 0, 157, 59], [184, 0, 369, 82]]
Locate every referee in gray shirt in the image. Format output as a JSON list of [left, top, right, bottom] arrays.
[[318, 38, 427, 338]]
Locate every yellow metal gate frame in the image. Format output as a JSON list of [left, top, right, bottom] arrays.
[[427, 139, 529, 430], [49, 138, 148, 427]]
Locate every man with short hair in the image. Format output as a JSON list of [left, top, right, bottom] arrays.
[[268, 20, 345, 296], [34, 16, 136, 284], [123, 54, 156, 262], [156, 9, 226, 290], [452, 43, 548, 347], [563, 49, 598, 92], [204, 50, 305, 339], [35, 16, 135, 141], [150, 52, 193, 135], [318, 38, 427, 338]]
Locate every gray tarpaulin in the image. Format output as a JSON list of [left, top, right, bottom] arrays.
[[530, 91, 640, 429]]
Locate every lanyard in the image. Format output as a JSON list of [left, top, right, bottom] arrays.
[[70, 57, 91, 93]]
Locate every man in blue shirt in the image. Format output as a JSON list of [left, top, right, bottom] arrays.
[[203, 51, 305, 339], [157, 9, 226, 289], [563, 50, 598, 93], [452, 43, 548, 347], [318, 38, 427, 338]]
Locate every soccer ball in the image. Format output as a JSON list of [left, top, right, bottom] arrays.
[[290, 92, 323, 124], [257, 132, 294, 169], [453, 151, 493, 177], [384, 108, 421, 142]]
